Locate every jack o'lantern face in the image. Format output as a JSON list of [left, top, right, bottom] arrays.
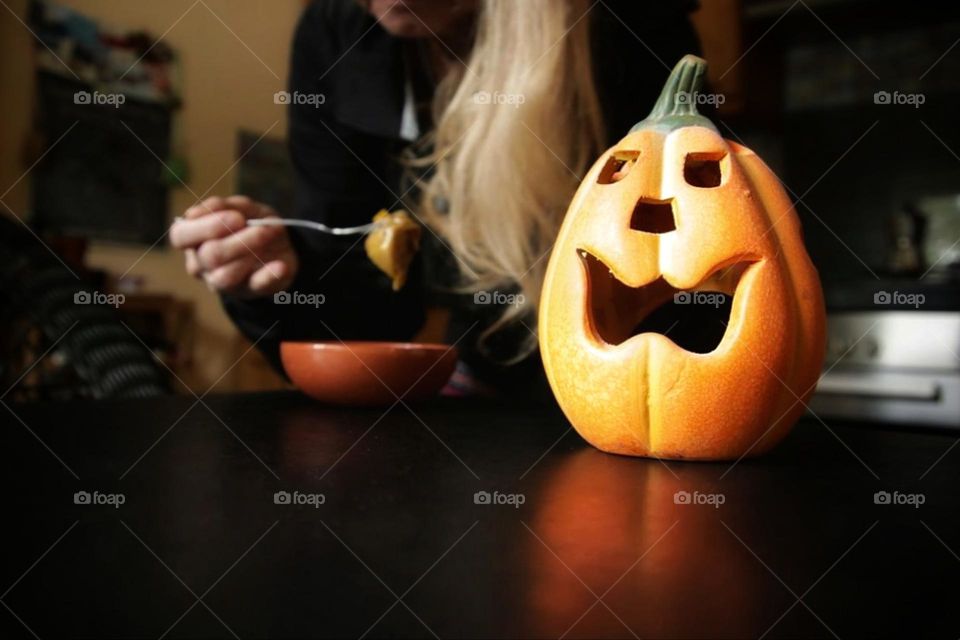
[[539, 56, 825, 460], [578, 125, 762, 355]]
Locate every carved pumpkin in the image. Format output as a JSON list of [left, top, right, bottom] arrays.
[[539, 55, 825, 460]]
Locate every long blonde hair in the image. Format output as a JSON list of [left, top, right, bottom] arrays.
[[418, 0, 605, 361]]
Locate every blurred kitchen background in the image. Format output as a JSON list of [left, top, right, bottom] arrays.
[[1, 1, 959, 427], [1, 0, 303, 398]]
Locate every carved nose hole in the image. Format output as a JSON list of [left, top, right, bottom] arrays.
[[631, 198, 676, 234]]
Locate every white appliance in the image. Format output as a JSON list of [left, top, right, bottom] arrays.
[[809, 311, 960, 428]]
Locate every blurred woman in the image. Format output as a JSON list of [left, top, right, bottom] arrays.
[[170, 0, 702, 397]]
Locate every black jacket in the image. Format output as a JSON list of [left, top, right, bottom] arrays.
[[223, 0, 702, 396]]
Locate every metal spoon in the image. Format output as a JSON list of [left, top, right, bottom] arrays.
[[246, 218, 384, 236]]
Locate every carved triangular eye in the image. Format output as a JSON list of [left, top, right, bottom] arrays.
[[684, 151, 726, 187], [597, 150, 640, 184]]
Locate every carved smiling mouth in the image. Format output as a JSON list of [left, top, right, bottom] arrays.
[[579, 250, 756, 353]]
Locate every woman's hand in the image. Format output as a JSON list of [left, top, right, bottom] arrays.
[[170, 195, 299, 298]]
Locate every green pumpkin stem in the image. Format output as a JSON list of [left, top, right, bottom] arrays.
[[630, 54, 718, 134]]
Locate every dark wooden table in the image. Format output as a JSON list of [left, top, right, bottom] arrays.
[[1, 391, 957, 639]]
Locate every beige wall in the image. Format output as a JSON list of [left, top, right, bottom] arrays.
[[0, 0, 304, 389]]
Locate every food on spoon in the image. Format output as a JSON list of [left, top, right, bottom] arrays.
[[364, 209, 422, 290]]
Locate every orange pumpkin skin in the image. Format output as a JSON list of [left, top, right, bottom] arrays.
[[539, 56, 826, 460]]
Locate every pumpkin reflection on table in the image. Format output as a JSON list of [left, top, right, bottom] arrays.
[[520, 449, 768, 638]]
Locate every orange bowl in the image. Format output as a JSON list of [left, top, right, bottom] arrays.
[[280, 341, 458, 406]]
